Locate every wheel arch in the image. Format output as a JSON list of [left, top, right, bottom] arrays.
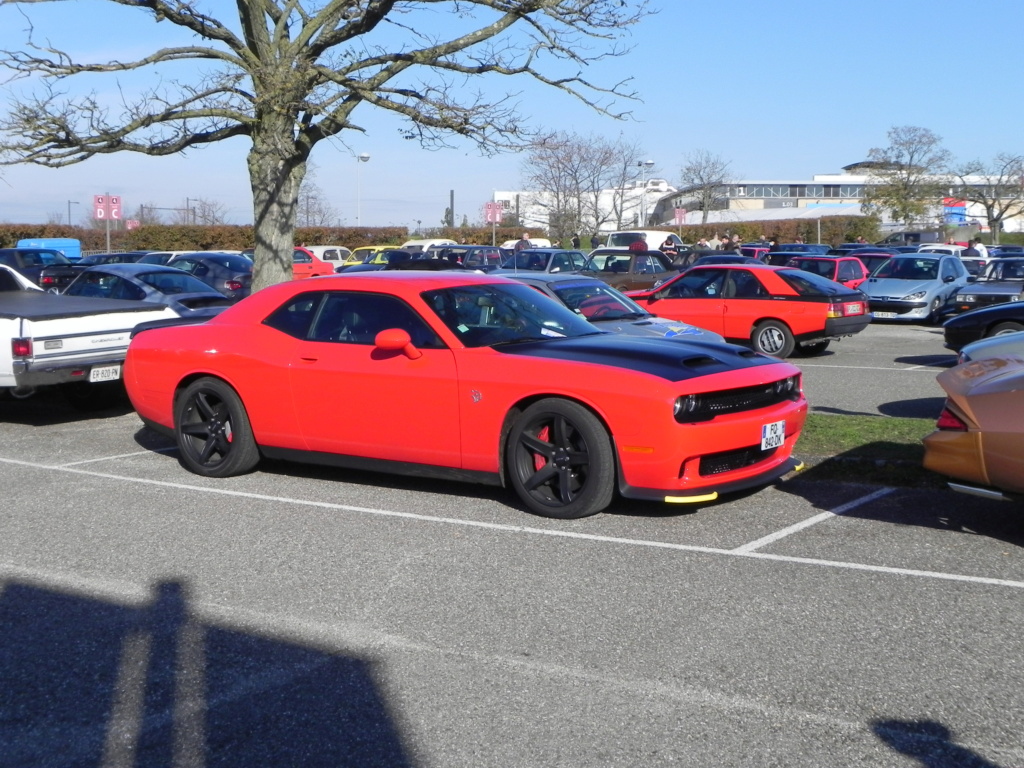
[[496, 393, 619, 489]]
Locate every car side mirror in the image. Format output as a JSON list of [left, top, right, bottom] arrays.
[[966, 275, 977, 282], [943, 275, 955, 283], [375, 328, 422, 359]]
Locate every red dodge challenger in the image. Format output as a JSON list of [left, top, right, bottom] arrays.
[[125, 272, 807, 518]]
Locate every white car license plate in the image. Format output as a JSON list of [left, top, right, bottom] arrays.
[[89, 364, 121, 383], [761, 420, 785, 451], [872, 311, 897, 319]]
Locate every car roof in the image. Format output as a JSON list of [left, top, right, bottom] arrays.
[[80, 263, 185, 276]]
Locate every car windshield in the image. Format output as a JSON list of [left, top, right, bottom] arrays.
[[501, 251, 551, 271], [872, 257, 939, 281], [550, 281, 650, 320], [423, 282, 600, 348], [138, 271, 215, 294], [789, 259, 836, 278], [984, 260, 1024, 281]]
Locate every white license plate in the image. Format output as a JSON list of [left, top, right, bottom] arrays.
[[761, 420, 785, 451], [88, 364, 121, 383], [872, 311, 897, 319], [845, 302, 864, 315]]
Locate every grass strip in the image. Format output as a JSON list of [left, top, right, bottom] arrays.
[[793, 412, 945, 487]]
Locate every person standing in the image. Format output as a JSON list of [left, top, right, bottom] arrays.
[[514, 232, 531, 252], [571, 233, 581, 249], [973, 238, 989, 259], [590, 234, 601, 249]]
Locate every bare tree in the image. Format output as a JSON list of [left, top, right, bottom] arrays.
[[0, 0, 650, 290], [678, 150, 731, 225], [948, 154, 1024, 244], [521, 131, 644, 239], [860, 126, 952, 227], [170, 198, 228, 225], [132, 202, 164, 226], [296, 164, 338, 228]]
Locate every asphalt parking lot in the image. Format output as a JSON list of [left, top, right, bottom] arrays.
[[1, 322, 1022, 767]]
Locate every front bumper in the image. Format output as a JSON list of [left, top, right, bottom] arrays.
[[868, 299, 931, 321]]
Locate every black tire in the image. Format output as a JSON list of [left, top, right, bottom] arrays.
[[175, 377, 259, 477], [989, 321, 1024, 337], [927, 297, 943, 324], [61, 381, 125, 411], [796, 340, 831, 356], [506, 399, 615, 519], [751, 320, 795, 358]]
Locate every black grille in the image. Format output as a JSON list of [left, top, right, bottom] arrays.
[[676, 378, 798, 423], [699, 445, 778, 476]]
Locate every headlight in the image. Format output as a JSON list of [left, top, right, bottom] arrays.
[[773, 374, 800, 398], [674, 394, 701, 418], [959, 295, 975, 302], [902, 291, 927, 301]]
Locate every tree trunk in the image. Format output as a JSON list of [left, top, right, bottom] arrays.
[[247, 117, 308, 292]]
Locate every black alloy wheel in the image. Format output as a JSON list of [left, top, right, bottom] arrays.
[[506, 399, 615, 519], [175, 377, 259, 477]]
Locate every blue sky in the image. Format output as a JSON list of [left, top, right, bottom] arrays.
[[1, 0, 1021, 229]]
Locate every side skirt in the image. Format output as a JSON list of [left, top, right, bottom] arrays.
[[260, 446, 503, 487]]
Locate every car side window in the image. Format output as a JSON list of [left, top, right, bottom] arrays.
[[293, 249, 311, 264], [108, 276, 145, 301], [726, 270, 766, 298], [263, 293, 324, 339], [837, 261, 857, 281], [309, 292, 446, 348], [663, 269, 726, 299]]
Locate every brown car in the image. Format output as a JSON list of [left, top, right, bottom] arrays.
[[923, 354, 1024, 501], [581, 249, 677, 292]]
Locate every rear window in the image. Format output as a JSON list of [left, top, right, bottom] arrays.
[[210, 255, 253, 272], [776, 269, 849, 296]]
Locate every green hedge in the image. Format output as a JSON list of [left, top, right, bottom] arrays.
[[0, 216, 879, 251]]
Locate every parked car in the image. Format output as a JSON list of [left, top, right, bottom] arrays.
[[604, 230, 685, 252], [165, 252, 253, 301], [39, 251, 151, 292], [124, 272, 807, 519], [292, 246, 335, 280], [427, 245, 504, 270], [988, 245, 1024, 257], [848, 250, 895, 276], [61, 263, 233, 318], [740, 245, 770, 261], [923, 354, 1024, 501], [862, 254, 972, 323], [942, 301, 1024, 351], [762, 251, 806, 267], [581, 249, 676, 291], [787, 255, 869, 290], [400, 238, 458, 254], [338, 249, 416, 272], [302, 245, 354, 270], [508, 273, 724, 343], [348, 245, 390, 267], [626, 264, 870, 357], [776, 243, 831, 254], [0, 247, 74, 286], [493, 248, 587, 275], [137, 251, 191, 266], [0, 263, 42, 292], [691, 254, 764, 267], [956, 330, 1024, 364], [948, 257, 1024, 314], [918, 244, 967, 257]]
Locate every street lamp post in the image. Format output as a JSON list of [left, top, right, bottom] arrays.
[[637, 160, 654, 226], [67, 200, 79, 226], [356, 153, 370, 225]]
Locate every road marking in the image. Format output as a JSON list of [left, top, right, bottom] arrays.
[[2, 457, 1022, 591], [59, 447, 177, 467], [732, 488, 895, 553], [797, 364, 943, 371]]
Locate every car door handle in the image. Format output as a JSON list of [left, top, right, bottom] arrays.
[[300, 356, 318, 363]]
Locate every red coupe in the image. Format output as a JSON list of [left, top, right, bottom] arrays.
[[125, 273, 807, 518], [627, 264, 870, 357]]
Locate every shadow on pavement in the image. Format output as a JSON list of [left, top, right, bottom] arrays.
[[872, 718, 1005, 768], [878, 396, 946, 419], [0, 579, 414, 767]]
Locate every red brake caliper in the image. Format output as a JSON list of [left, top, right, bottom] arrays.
[[533, 425, 549, 471]]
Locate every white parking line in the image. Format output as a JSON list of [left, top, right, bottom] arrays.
[[732, 488, 895, 554], [3, 457, 1022, 591], [59, 447, 177, 467], [797, 364, 943, 371]]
